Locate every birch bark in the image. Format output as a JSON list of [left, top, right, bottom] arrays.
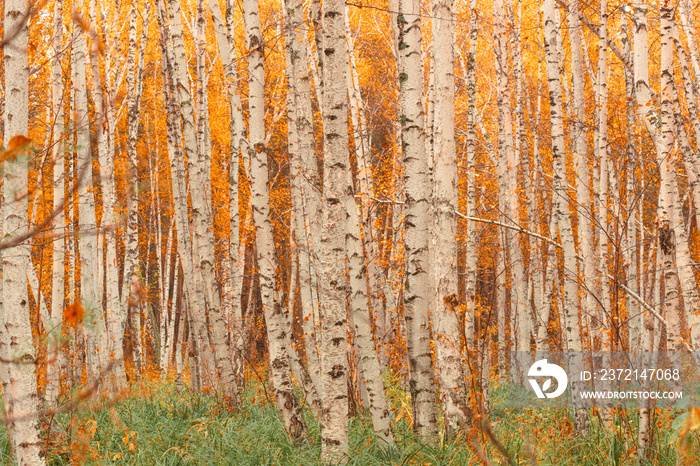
[[1, 0, 45, 462], [156, 0, 216, 390], [397, 0, 438, 439], [543, 0, 589, 434], [243, 0, 307, 439], [319, 0, 351, 458], [47, 0, 65, 407], [89, 0, 127, 389], [166, 0, 238, 400], [282, 0, 323, 395], [124, 0, 150, 376], [430, 0, 469, 435], [72, 0, 109, 387], [567, 0, 596, 360], [208, 0, 247, 389]]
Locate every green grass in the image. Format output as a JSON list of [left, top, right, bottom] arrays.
[[0, 377, 696, 464]]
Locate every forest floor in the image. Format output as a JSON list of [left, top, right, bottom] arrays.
[[1, 372, 696, 465]]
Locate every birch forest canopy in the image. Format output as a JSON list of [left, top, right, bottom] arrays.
[[3, 0, 700, 463]]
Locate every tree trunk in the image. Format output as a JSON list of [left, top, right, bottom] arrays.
[[398, 0, 438, 439], [243, 0, 307, 440], [1, 1, 45, 462], [430, 0, 469, 436], [47, 0, 66, 407], [73, 0, 109, 387], [88, 0, 127, 389], [282, 0, 324, 399], [319, 0, 351, 458], [543, 0, 589, 434], [156, 0, 216, 391]]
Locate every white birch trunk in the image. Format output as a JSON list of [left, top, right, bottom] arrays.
[[1, 1, 45, 462], [543, 0, 589, 434], [243, 0, 307, 439], [319, 0, 351, 458], [397, 0, 438, 439], [156, 0, 216, 390], [88, 0, 127, 389], [72, 1, 109, 387], [208, 0, 248, 388], [165, 0, 238, 399], [430, 0, 469, 436], [503, 0, 528, 378], [47, 0, 66, 407], [282, 0, 324, 398]]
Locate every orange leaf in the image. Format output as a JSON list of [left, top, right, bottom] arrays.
[[63, 302, 85, 327], [0, 135, 32, 163]]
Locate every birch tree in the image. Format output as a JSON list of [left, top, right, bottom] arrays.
[[243, 0, 307, 440], [1, 0, 45, 463], [157, 0, 216, 391], [319, 0, 351, 458], [124, 0, 151, 376], [165, 0, 239, 401], [543, 0, 588, 434], [73, 0, 109, 387], [398, 0, 438, 439], [88, 0, 127, 389], [282, 0, 323, 395], [208, 0, 248, 388], [430, 0, 469, 434], [47, 0, 66, 407]]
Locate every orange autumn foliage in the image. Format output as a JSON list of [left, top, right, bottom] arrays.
[[63, 302, 85, 327], [0, 135, 32, 163]]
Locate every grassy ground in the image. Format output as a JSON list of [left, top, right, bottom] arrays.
[[0, 376, 696, 465]]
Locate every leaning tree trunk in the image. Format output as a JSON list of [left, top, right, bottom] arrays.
[[123, 0, 151, 376], [1, 1, 45, 463], [156, 0, 216, 391], [208, 0, 248, 391], [243, 0, 307, 440], [165, 0, 238, 400], [568, 0, 596, 359], [282, 0, 324, 398]]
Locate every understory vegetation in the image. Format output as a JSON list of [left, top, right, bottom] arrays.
[[7, 374, 696, 465]]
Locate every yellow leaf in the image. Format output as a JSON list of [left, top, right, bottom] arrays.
[[87, 419, 97, 439], [689, 408, 700, 431]]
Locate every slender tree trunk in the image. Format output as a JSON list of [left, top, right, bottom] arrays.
[[397, 0, 438, 439], [47, 0, 66, 407], [543, 0, 589, 434], [73, 1, 109, 387], [156, 0, 216, 391], [430, 0, 469, 436], [124, 0, 150, 376], [243, 0, 307, 439], [87, 0, 127, 389], [346, 182, 394, 444], [282, 0, 324, 398], [1, 1, 45, 463], [501, 0, 528, 380], [208, 0, 248, 389]]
